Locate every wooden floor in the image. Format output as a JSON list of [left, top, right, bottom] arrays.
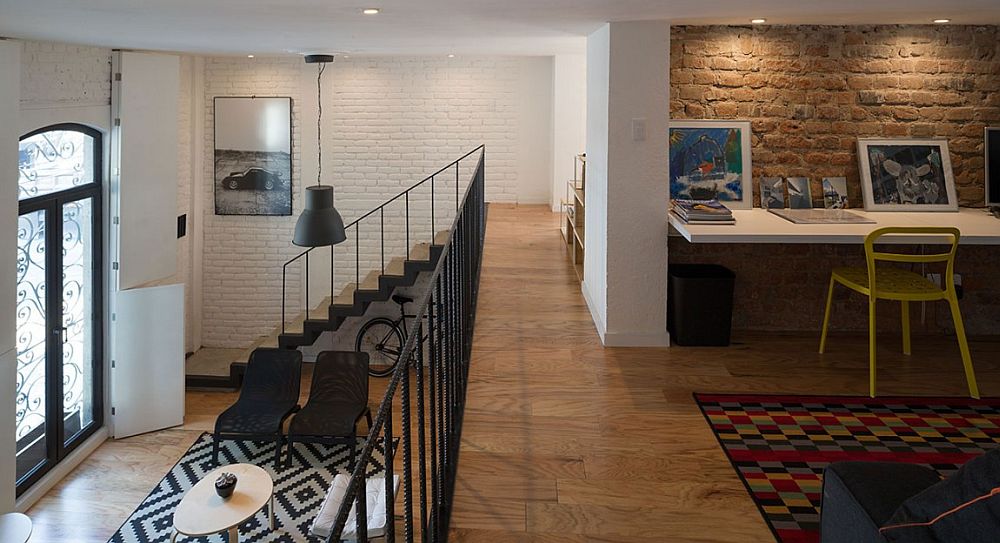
[[26, 204, 1000, 542]]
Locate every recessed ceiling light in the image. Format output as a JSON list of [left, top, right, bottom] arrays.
[[362, 8, 380, 15], [933, 18, 951, 23], [447, 54, 455, 58], [247, 54, 255, 58], [750, 18, 767, 24]]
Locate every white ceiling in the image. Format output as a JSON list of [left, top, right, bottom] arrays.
[[1, 0, 999, 56]]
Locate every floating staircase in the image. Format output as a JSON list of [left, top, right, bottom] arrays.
[[271, 230, 450, 350], [186, 146, 484, 389]]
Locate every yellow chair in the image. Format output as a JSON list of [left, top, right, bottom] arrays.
[[818, 227, 979, 398]]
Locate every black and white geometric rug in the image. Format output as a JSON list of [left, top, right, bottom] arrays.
[[108, 432, 390, 543]]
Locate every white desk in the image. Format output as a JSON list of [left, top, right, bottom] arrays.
[[669, 208, 1000, 245]]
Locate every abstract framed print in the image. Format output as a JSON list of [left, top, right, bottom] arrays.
[[669, 120, 753, 209], [857, 138, 958, 212]]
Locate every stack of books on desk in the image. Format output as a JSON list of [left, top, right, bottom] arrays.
[[670, 199, 735, 225]]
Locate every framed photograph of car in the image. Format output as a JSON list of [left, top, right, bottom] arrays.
[[214, 96, 293, 215]]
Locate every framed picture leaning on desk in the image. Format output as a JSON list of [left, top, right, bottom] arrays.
[[669, 120, 753, 209], [858, 138, 958, 212]]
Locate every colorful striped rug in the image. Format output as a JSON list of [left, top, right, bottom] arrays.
[[694, 393, 1000, 543]]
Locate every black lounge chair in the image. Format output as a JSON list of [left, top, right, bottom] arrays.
[[286, 351, 372, 469], [213, 348, 302, 468]]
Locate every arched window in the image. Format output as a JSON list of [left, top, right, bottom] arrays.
[[15, 123, 103, 495], [18, 124, 101, 201]]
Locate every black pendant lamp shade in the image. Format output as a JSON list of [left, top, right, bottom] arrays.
[[294, 53, 346, 248], [293, 185, 347, 247]]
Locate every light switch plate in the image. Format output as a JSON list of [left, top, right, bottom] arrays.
[[631, 118, 647, 142]]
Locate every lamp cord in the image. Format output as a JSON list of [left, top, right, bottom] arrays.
[[316, 62, 325, 187]]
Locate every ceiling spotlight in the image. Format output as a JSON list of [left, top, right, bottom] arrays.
[[447, 54, 455, 58], [750, 18, 767, 24], [933, 18, 951, 23], [247, 54, 255, 58], [362, 8, 380, 14]]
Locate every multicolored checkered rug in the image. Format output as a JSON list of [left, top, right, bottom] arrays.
[[695, 393, 1000, 543]]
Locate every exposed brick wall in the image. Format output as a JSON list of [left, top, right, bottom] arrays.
[[200, 56, 540, 348], [669, 25, 1000, 335], [670, 25, 1000, 206], [201, 57, 304, 348], [19, 41, 111, 109]]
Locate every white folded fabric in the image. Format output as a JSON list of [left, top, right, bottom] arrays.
[[310, 474, 401, 541]]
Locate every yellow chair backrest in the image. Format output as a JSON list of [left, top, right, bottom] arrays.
[[863, 226, 960, 292]]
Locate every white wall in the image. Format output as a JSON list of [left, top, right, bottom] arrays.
[[551, 54, 587, 211], [201, 55, 555, 348], [0, 39, 22, 513], [583, 26, 610, 341], [517, 57, 554, 205], [585, 21, 671, 347], [4, 39, 121, 509]]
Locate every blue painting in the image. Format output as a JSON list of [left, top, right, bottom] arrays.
[[669, 122, 752, 208]]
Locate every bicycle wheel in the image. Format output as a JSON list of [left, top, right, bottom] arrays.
[[356, 317, 405, 377]]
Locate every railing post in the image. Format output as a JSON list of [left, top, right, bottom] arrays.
[[401, 332, 415, 543], [405, 191, 410, 256], [384, 405, 395, 543], [355, 225, 360, 289], [417, 310, 431, 541], [431, 175, 436, 238], [305, 251, 310, 322], [455, 161, 459, 211], [381, 207, 385, 275], [427, 288, 440, 539]]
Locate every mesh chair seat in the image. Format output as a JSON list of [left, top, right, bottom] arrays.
[[213, 348, 303, 468], [286, 351, 371, 468], [216, 399, 299, 435], [832, 266, 944, 300]]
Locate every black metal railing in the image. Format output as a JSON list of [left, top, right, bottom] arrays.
[[325, 149, 485, 542], [281, 146, 485, 334]]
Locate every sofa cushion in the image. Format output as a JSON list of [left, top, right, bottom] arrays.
[[881, 450, 1000, 543], [820, 462, 940, 543]]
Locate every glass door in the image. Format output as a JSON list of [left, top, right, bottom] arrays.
[[15, 125, 103, 495]]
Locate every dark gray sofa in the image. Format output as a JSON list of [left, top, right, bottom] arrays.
[[820, 462, 941, 543]]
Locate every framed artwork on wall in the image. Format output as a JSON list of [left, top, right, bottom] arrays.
[[669, 120, 753, 210], [214, 96, 293, 216], [857, 138, 958, 212]]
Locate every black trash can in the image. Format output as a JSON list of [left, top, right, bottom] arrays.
[[668, 264, 735, 346]]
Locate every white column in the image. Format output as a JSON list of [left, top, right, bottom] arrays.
[[0, 38, 22, 511], [584, 21, 671, 347], [550, 54, 587, 211]]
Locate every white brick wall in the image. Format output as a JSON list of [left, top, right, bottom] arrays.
[[200, 55, 547, 348], [19, 41, 111, 108], [201, 57, 305, 348]]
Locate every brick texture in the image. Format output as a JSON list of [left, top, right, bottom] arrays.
[[19, 41, 111, 109], [201, 56, 528, 348], [671, 25, 1000, 206], [669, 25, 1000, 335]]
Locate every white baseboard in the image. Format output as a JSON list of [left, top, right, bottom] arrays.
[[602, 330, 671, 347], [15, 427, 109, 512], [580, 280, 606, 343]]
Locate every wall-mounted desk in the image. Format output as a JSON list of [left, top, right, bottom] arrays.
[[669, 208, 1000, 245]]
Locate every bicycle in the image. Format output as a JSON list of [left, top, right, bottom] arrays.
[[355, 294, 426, 377]]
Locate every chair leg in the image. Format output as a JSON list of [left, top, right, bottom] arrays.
[[901, 300, 911, 356], [285, 439, 294, 468], [819, 278, 836, 354], [274, 437, 283, 470], [869, 299, 877, 398], [947, 296, 980, 399], [349, 434, 357, 472], [213, 434, 220, 466], [365, 409, 373, 432]]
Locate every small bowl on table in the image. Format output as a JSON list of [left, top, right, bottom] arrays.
[[215, 472, 238, 499]]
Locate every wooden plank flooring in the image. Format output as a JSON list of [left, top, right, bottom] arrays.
[[26, 204, 1000, 542]]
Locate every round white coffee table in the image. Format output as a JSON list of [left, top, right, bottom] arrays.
[[0, 512, 32, 543], [171, 463, 275, 542]]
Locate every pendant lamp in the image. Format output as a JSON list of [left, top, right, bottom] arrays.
[[294, 54, 347, 247]]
